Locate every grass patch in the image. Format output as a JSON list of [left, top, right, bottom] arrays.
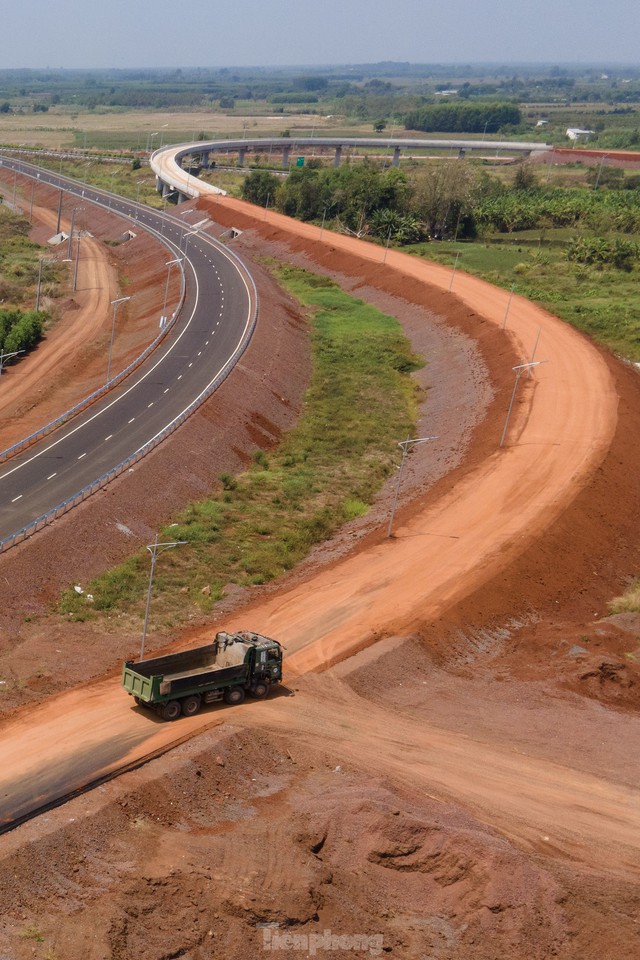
[[19, 926, 44, 942], [405, 231, 640, 361], [0, 203, 64, 312], [609, 582, 640, 615], [60, 266, 421, 626]]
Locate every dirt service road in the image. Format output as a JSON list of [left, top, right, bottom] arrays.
[[0, 203, 116, 452], [0, 206, 623, 873], [212, 196, 617, 672]]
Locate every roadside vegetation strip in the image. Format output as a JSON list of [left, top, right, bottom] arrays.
[[403, 232, 640, 362], [0, 205, 60, 355], [60, 266, 421, 624], [24, 156, 640, 362]]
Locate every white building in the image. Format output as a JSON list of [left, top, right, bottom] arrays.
[[566, 127, 595, 141]]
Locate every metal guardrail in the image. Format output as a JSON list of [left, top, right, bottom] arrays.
[[0, 270, 187, 464], [0, 251, 258, 554], [0, 162, 260, 552], [0, 157, 188, 463]]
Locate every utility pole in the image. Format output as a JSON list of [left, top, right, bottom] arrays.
[[36, 257, 45, 312], [66, 208, 77, 260], [55, 189, 63, 235]]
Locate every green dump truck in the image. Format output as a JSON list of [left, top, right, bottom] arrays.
[[122, 630, 282, 721]]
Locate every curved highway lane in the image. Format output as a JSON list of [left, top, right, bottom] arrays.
[[0, 157, 257, 543]]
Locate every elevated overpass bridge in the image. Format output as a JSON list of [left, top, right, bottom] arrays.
[[150, 136, 551, 201]]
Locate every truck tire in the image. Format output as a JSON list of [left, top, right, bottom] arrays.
[[249, 681, 270, 699], [181, 695, 201, 717], [223, 686, 246, 705], [160, 700, 181, 721]]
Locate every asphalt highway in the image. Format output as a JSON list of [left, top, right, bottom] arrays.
[[0, 157, 256, 544]]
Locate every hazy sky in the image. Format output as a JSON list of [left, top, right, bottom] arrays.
[[4, 0, 639, 68]]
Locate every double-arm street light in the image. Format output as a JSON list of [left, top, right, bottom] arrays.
[[0, 348, 25, 377], [500, 360, 549, 448], [140, 534, 188, 660], [387, 435, 439, 537]]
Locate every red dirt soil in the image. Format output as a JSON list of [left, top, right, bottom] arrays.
[[0, 183, 639, 959]]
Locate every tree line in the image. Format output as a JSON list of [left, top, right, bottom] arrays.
[[241, 160, 640, 255], [404, 101, 522, 134], [0, 308, 44, 359]]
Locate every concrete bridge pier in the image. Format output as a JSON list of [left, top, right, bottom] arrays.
[[333, 146, 342, 167], [392, 146, 401, 167], [281, 146, 291, 168], [237, 147, 248, 166]]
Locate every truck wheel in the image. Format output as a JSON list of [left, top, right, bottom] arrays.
[[181, 695, 201, 717], [160, 700, 181, 721], [223, 687, 246, 706], [249, 681, 270, 699]]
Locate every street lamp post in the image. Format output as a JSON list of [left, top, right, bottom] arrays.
[[160, 190, 178, 234], [161, 257, 182, 326], [594, 154, 609, 190], [0, 349, 25, 376], [383, 225, 393, 264], [136, 177, 150, 203], [500, 360, 549, 448], [181, 228, 198, 255], [73, 232, 81, 292], [387, 435, 439, 537], [107, 296, 132, 383], [140, 534, 188, 660], [35, 256, 56, 312], [502, 283, 516, 329], [448, 251, 460, 292]]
